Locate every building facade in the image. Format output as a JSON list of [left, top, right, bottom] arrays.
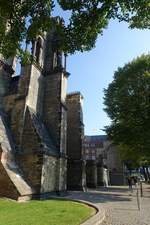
[[0, 20, 69, 200], [83, 135, 124, 186]]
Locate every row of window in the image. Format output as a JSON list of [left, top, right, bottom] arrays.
[[84, 143, 103, 148], [85, 149, 96, 154], [85, 156, 96, 160]]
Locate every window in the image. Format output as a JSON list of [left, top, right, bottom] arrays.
[[35, 37, 43, 64]]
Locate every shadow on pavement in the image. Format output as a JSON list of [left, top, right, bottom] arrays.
[[113, 208, 138, 211], [68, 189, 132, 204], [101, 186, 129, 192]]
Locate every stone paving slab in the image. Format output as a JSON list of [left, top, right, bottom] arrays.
[[67, 184, 150, 225], [100, 184, 150, 225]]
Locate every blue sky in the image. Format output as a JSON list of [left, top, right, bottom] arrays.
[[53, 2, 150, 135], [66, 21, 150, 135]]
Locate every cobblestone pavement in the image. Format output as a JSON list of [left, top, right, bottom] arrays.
[[68, 184, 150, 225], [100, 184, 150, 225]]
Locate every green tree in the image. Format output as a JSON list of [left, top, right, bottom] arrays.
[[104, 54, 150, 159], [118, 144, 140, 168], [0, 0, 150, 58], [118, 143, 150, 180], [118, 144, 150, 167]]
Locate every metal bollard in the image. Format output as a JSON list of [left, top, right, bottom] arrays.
[[136, 186, 141, 211], [140, 181, 143, 197]]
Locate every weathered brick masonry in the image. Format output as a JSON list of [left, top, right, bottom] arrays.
[[0, 17, 89, 199]]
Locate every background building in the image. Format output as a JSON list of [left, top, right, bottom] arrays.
[[83, 135, 124, 186]]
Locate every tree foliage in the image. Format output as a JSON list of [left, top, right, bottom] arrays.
[[104, 54, 150, 162], [0, 0, 54, 58], [0, 0, 150, 58], [118, 144, 150, 169]]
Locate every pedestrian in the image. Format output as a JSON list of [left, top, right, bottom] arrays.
[[127, 176, 133, 194]]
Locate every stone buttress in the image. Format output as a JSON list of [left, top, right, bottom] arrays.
[[66, 92, 86, 190]]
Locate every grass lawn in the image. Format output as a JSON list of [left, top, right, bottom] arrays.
[[0, 198, 95, 225]]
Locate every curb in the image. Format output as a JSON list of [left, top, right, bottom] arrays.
[[47, 196, 105, 225], [80, 203, 105, 225]]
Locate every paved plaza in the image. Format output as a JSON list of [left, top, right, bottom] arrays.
[[67, 184, 150, 225]]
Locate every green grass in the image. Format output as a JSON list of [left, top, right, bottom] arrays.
[[0, 199, 95, 225]]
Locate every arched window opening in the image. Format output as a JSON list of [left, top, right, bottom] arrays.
[[35, 37, 43, 64]]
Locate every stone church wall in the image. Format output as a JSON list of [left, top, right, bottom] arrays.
[[0, 148, 19, 199], [41, 155, 58, 193], [43, 73, 62, 147], [66, 93, 86, 190], [16, 108, 43, 192], [26, 64, 44, 116], [0, 21, 78, 199], [40, 156, 67, 193], [6, 98, 25, 146], [58, 158, 67, 191], [16, 153, 43, 193]]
